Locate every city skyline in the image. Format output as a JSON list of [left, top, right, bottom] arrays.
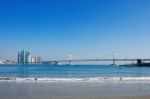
[[0, 0, 150, 61], [18, 50, 41, 64]]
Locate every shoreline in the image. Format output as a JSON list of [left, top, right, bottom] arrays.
[[1, 77, 150, 82]]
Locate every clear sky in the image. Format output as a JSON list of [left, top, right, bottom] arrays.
[[0, 0, 150, 61]]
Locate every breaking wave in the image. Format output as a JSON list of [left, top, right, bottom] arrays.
[[0, 77, 150, 82]]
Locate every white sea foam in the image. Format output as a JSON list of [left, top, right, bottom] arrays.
[[1, 77, 150, 82]]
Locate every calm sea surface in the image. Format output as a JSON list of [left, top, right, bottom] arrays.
[[0, 64, 150, 78]]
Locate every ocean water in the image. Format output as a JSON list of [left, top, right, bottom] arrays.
[[0, 64, 150, 79]]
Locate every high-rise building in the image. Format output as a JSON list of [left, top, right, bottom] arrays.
[[28, 54, 32, 63], [18, 50, 42, 64], [18, 50, 31, 64], [30, 56, 41, 64], [31, 56, 36, 63], [36, 57, 41, 64]]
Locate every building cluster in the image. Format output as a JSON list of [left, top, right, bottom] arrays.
[[0, 60, 16, 64], [18, 50, 41, 64]]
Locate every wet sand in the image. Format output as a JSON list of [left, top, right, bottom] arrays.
[[0, 80, 150, 99], [1, 95, 150, 99]]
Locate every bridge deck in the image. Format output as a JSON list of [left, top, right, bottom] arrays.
[[43, 59, 150, 63]]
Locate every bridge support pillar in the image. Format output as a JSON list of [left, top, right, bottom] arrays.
[[68, 60, 72, 65], [113, 59, 116, 65], [137, 59, 142, 66]]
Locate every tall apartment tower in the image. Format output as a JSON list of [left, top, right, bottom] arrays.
[[18, 50, 30, 64]]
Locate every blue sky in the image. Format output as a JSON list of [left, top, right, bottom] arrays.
[[0, 0, 150, 61]]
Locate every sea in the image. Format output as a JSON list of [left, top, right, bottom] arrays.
[[0, 64, 150, 81]]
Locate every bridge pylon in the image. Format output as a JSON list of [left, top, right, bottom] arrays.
[[112, 51, 116, 65]]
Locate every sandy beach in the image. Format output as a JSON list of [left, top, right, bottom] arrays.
[[0, 80, 150, 99], [1, 96, 150, 99]]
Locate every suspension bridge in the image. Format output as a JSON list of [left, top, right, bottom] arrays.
[[42, 52, 150, 66]]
